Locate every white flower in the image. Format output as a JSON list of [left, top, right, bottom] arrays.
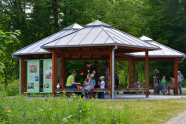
[[67, 115, 72, 119], [80, 110, 82, 113], [62, 118, 68, 122], [37, 108, 43, 111], [62, 115, 73, 122]]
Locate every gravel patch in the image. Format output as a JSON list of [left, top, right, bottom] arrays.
[[165, 111, 186, 124]]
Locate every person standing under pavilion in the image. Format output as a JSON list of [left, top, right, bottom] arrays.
[[178, 71, 184, 95], [104, 64, 110, 88], [95, 61, 100, 77], [80, 61, 88, 80]]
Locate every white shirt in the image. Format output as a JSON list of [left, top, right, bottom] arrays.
[[100, 81, 105, 89]]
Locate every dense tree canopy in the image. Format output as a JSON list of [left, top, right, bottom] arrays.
[[0, 0, 186, 87]]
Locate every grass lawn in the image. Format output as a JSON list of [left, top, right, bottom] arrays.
[[1, 95, 186, 124]]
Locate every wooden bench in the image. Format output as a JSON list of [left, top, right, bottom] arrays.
[[55, 88, 110, 93], [149, 87, 175, 94], [55, 88, 149, 98], [115, 88, 149, 97]]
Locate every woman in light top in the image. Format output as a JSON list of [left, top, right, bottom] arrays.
[[66, 71, 81, 89]]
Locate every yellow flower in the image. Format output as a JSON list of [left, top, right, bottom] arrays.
[[6, 110, 11, 112], [88, 70, 90, 72]]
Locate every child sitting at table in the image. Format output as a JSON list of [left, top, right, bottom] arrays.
[[99, 76, 105, 99], [82, 74, 95, 99], [83, 78, 89, 87]]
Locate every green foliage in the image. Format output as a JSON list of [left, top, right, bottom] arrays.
[[0, 30, 20, 89], [0, 80, 19, 96], [1, 0, 186, 89]]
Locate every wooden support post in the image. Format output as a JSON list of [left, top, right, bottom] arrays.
[[174, 58, 178, 95], [52, 50, 57, 96], [129, 58, 132, 88], [60, 55, 66, 88], [133, 61, 135, 88], [145, 51, 149, 97], [173, 60, 175, 77], [114, 55, 115, 90], [110, 50, 112, 98], [21, 58, 26, 95]]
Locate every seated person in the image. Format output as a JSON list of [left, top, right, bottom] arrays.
[[66, 71, 81, 88], [66, 71, 82, 97], [83, 78, 89, 87], [166, 76, 175, 95]]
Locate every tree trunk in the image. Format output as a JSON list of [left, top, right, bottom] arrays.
[[52, 0, 59, 33]]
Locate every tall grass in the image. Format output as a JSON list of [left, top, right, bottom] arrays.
[[1, 94, 186, 123], [0, 95, 136, 123]]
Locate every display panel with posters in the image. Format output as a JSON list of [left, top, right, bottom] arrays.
[[43, 59, 52, 93], [27, 60, 40, 93]]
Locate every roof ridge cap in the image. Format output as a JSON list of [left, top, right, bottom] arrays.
[[101, 26, 116, 43]]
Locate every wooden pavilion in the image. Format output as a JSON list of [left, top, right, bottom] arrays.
[[40, 20, 160, 99], [13, 20, 185, 99], [12, 23, 84, 95], [126, 36, 186, 95]]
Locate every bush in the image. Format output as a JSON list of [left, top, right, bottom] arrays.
[[182, 80, 186, 87], [0, 80, 19, 96]]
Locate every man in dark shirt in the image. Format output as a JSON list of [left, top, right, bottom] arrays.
[[86, 62, 100, 98], [86, 62, 98, 78], [154, 69, 162, 94]]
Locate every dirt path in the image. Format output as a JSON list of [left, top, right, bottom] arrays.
[[165, 111, 186, 124]]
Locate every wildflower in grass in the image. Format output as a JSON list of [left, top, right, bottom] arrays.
[[37, 108, 43, 111], [62, 118, 68, 122], [61, 115, 73, 122], [6, 110, 11, 112]]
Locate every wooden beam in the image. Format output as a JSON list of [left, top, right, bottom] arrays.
[[110, 50, 112, 98], [129, 58, 132, 88], [133, 61, 135, 88], [21, 58, 26, 95], [65, 58, 110, 61], [115, 49, 142, 54], [174, 58, 178, 95], [145, 51, 149, 97], [56, 49, 62, 54], [117, 46, 149, 51], [133, 57, 182, 61], [52, 50, 57, 96]]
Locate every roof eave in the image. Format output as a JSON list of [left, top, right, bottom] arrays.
[[129, 55, 186, 58], [41, 43, 161, 51], [12, 51, 51, 56]]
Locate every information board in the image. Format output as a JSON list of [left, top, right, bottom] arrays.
[[43, 59, 52, 93], [27, 60, 40, 93]]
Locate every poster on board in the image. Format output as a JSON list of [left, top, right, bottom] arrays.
[[27, 60, 40, 93], [43, 59, 52, 93]]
